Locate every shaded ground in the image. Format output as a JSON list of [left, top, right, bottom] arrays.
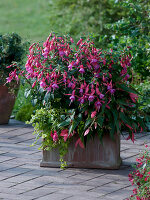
[[0, 120, 149, 200]]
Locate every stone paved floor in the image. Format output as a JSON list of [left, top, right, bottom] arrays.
[[0, 120, 149, 200]]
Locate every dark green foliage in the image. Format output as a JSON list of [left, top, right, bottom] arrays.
[[15, 103, 35, 122], [48, 0, 124, 41], [99, 0, 150, 79], [0, 33, 27, 83]]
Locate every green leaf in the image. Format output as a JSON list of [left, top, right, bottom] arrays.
[[116, 84, 138, 94], [97, 114, 104, 127], [84, 118, 93, 128], [110, 122, 115, 140], [69, 113, 82, 134], [58, 118, 71, 128], [120, 112, 132, 127]]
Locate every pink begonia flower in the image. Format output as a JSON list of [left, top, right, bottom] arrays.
[[84, 129, 90, 136], [91, 111, 97, 118], [60, 129, 68, 142], [75, 138, 84, 149]]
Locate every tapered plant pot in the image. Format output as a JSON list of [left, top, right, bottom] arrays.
[[40, 133, 121, 169], [0, 84, 19, 124]]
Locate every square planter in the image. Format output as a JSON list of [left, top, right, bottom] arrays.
[[40, 133, 122, 169]]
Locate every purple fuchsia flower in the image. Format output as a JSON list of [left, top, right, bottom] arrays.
[[52, 83, 59, 90], [94, 101, 102, 111], [79, 65, 85, 74], [52, 131, 58, 142], [99, 93, 104, 99], [88, 95, 95, 102], [40, 79, 46, 88], [69, 90, 76, 103], [110, 89, 115, 94], [78, 97, 84, 104]]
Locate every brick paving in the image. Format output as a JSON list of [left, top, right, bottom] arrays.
[[0, 119, 149, 200]]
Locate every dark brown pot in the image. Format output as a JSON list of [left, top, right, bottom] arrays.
[[0, 84, 19, 124], [40, 133, 121, 169]]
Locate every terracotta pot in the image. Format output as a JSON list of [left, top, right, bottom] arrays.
[[40, 133, 121, 169], [0, 84, 18, 124]]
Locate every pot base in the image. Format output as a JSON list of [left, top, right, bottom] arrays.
[[40, 133, 121, 169]]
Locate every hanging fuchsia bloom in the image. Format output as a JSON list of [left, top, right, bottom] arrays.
[[129, 93, 138, 103], [91, 111, 97, 118], [53, 131, 58, 142], [60, 129, 69, 142], [69, 90, 76, 103], [79, 65, 85, 74], [70, 37, 74, 43], [40, 80, 46, 88], [32, 81, 36, 88], [94, 101, 102, 111], [77, 38, 83, 46], [84, 129, 90, 136], [99, 93, 104, 99], [52, 83, 59, 90], [88, 95, 95, 102]]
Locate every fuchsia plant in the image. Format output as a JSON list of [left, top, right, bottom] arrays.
[[7, 33, 146, 152], [127, 145, 150, 200]]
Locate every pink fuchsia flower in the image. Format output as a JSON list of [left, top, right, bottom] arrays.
[[53, 131, 58, 142], [84, 129, 90, 136], [110, 89, 115, 94], [6, 76, 13, 83], [133, 188, 137, 194], [32, 81, 36, 88], [70, 95, 75, 102], [59, 50, 65, 57], [129, 93, 138, 103], [40, 80, 46, 88], [88, 95, 95, 102], [79, 65, 85, 74], [69, 90, 76, 103], [91, 111, 97, 118], [52, 83, 59, 90], [78, 97, 84, 104], [68, 63, 73, 70], [60, 129, 69, 142], [94, 101, 102, 111], [77, 38, 83, 46], [70, 37, 74, 43], [99, 93, 104, 99], [136, 196, 141, 200]]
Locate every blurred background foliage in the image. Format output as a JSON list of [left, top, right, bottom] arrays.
[[0, 0, 149, 122]]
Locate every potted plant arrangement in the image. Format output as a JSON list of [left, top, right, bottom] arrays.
[[7, 33, 145, 169], [0, 33, 26, 124]]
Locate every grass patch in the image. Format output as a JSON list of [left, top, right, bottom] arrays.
[[0, 0, 51, 42]]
